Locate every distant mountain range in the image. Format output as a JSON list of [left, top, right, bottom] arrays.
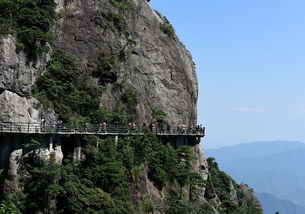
[[256, 193, 305, 214], [205, 141, 305, 214]]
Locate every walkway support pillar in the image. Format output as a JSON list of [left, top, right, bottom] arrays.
[[76, 147, 81, 161], [49, 136, 53, 152], [115, 135, 118, 145], [73, 137, 82, 161]]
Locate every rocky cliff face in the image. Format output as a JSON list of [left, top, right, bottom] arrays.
[[0, 35, 51, 96], [53, 0, 198, 125], [0, 0, 197, 126], [0, 34, 55, 124]]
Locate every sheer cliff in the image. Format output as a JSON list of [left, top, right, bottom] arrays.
[[52, 0, 198, 125], [0, 0, 262, 213]]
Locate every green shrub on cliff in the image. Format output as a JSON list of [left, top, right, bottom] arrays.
[[33, 49, 103, 123], [0, 0, 56, 61], [33, 49, 132, 125], [160, 16, 175, 38], [0, 201, 19, 214], [109, 0, 133, 11]]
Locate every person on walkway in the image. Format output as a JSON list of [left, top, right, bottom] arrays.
[[41, 118, 46, 128], [188, 123, 193, 134], [40, 118, 46, 132], [182, 124, 186, 134], [85, 122, 89, 133], [132, 123, 136, 133], [102, 122, 107, 133], [128, 122, 132, 134], [195, 124, 199, 134], [167, 124, 171, 134], [199, 124, 203, 134], [34, 119, 40, 133], [141, 123, 146, 133], [56, 120, 62, 132], [99, 122, 102, 132]]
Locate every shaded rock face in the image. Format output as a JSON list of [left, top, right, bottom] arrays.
[[0, 35, 51, 95], [53, 0, 198, 126]]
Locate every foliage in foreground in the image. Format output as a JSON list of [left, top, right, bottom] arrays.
[[7, 134, 206, 213], [0, 201, 19, 214]]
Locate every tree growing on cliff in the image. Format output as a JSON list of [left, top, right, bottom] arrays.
[[149, 108, 168, 128]]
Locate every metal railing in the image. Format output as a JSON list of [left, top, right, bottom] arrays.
[[0, 122, 205, 137]]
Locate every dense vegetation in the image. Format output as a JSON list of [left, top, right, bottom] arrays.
[[5, 133, 208, 213], [3, 135, 262, 213], [32, 49, 103, 124]]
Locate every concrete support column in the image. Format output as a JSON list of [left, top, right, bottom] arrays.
[[49, 136, 53, 152], [76, 147, 81, 161], [73, 137, 82, 161], [115, 135, 118, 145]]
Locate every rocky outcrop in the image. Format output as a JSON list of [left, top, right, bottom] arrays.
[[0, 90, 55, 124], [0, 35, 51, 95], [53, 0, 198, 126], [0, 135, 63, 196], [193, 144, 209, 201], [239, 184, 262, 209], [0, 135, 23, 195], [2, 149, 22, 194], [0, 33, 55, 127]]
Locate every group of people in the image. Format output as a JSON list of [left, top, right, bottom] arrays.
[[98, 122, 107, 133], [97, 122, 137, 133], [176, 124, 204, 134], [35, 118, 204, 135], [146, 123, 204, 135]]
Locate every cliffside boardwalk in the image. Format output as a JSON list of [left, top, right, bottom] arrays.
[[0, 122, 205, 137]]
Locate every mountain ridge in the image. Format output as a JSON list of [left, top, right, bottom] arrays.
[[205, 140, 305, 214]]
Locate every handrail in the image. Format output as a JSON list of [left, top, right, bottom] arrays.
[[0, 122, 205, 137]]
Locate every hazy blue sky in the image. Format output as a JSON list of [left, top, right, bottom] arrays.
[[150, 0, 305, 148]]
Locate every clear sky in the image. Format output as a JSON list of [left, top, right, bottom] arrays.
[[150, 0, 305, 148]]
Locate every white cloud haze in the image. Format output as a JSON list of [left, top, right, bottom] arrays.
[[233, 107, 264, 113]]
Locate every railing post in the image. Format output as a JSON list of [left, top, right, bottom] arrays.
[[10, 122, 12, 132], [28, 123, 30, 133]]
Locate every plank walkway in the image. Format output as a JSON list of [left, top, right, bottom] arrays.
[[0, 122, 205, 137]]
